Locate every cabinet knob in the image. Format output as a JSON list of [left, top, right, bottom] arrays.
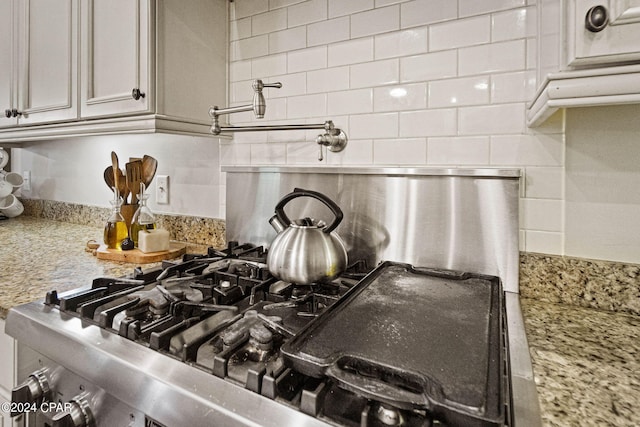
[[4, 109, 11, 118], [131, 88, 145, 100], [11, 108, 22, 118], [585, 5, 608, 32]]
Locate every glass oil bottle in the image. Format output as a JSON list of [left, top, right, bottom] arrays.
[[104, 188, 128, 250], [130, 183, 156, 246]]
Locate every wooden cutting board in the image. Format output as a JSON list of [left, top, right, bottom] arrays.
[[96, 242, 186, 263]]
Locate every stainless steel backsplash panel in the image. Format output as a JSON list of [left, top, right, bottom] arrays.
[[223, 167, 521, 293]]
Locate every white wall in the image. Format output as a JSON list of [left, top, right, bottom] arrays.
[[222, 0, 566, 256], [12, 133, 223, 218], [565, 105, 640, 263]]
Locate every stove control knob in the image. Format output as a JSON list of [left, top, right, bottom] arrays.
[[51, 393, 94, 427], [11, 368, 51, 417]]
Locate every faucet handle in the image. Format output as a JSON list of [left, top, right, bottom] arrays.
[[252, 80, 282, 93], [252, 80, 282, 119]]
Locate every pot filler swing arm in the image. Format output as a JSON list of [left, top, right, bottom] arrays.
[[209, 79, 348, 161]]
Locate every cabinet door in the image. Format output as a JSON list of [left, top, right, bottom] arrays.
[[0, 1, 18, 129], [570, 0, 640, 66], [16, 0, 78, 125], [80, 0, 151, 118]]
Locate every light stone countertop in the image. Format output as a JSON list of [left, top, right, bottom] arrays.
[[0, 216, 208, 318], [1, 216, 639, 426], [521, 298, 640, 427]]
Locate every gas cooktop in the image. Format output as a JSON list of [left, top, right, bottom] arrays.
[[7, 242, 512, 427]]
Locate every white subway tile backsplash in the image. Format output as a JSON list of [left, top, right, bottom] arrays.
[[230, 80, 254, 103], [399, 109, 457, 137], [287, 46, 328, 73], [326, 139, 374, 165], [267, 128, 308, 143], [374, 83, 427, 112], [427, 136, 490, 165], [224, 0, 573, 256], [375, 0, 404, 6], [429, 16, 490, 51], [524, 166, 563, 199], [491, 133, 564, 166], [400, 51, 457, 83], [232, 0, 269, 20], [458, 0, 526, 17], [459, 103, 525, 135], [526, 37, 537, 70], [269, 26, 306, 54], [251, 53, 287, 78], [287, 141, 327, 164], [428, 76, 490, 107], [250, 143, 287, 164], [262, 97, 288, 121], [400, 0, 458, 29], [232, 35, 269, 61], [263, 72, 307, 97], [350, 59, 399, 89], [373, 138, 427, 164], [220, 142, 251, 165], [491, 70, 536, 103], [375, 28, 428, 60], [328, 38, 374, 67], [308, 16, 350, 47], [270, 0, 306, 10], [230, 17, 252, 41], [288, 0, 328, 27], [524, 230, 563, 255], [230, 60, 252, 82], [328, 89, 373, 115], [351, 6, 400, 39], [252, 9, 287, 36], [287, 93, 327, 118], [307, 66, 350, 93], [458, 40, 526, 75], [328, 0, 374, 18], [521, 198, 563, 232], [491, 7, 535, 42], [350, 113, 399, 138]]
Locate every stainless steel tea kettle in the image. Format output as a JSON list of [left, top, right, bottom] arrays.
[[267, 188, 348, 284]]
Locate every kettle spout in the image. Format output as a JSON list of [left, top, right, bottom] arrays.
[[269, 215, 286, 233]]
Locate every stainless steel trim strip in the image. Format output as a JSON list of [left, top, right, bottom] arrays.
[[505, 291, 542, 427], [222, 166, 522, 178]]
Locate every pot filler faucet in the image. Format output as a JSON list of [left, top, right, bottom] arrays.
[[209, 79, 347, 161]]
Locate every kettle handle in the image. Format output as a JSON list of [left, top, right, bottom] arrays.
[[275, 188, 343, 233]]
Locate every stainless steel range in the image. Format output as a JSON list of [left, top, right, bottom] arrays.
[[6, 167, 541, 427]]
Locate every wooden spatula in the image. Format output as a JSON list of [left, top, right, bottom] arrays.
[[142, 155, 158, 189], [126, 160, 143, 204]]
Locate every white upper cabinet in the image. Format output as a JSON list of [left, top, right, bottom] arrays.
[[19, 0, 78, 125], [0, 0, 227, 143], [569, 0, 640, 66], [0, 1, 18, 129], [81, 0, 150, 118], [530, 0, 640, 126], [1, 0, 77, 129]]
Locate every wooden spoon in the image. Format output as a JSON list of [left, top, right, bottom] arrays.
[[126, 160, 143, 204], [104, 166, 129, 202], [111, 151, 120, 197], [104, 166, 115, 190], [142, 155, 158, 189]]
